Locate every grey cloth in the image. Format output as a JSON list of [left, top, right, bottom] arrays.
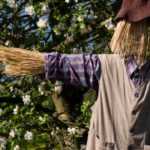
[[86, 54, 150, 150]]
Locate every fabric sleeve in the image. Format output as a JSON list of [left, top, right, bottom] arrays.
[[44, 52, 101, 90]]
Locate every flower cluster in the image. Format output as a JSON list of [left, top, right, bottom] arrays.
[[37, 17, 48, 28], [24, 131, 33, 141], [24, 5, 35, 16], [14, 145, 20, 150], [13, 105, 19, 115], [67, 127, 77, 135], [22, 95, 31, 105], [9, 129, 16, 138], [103, 18, 115, 30], [6, 0, 16, 8]]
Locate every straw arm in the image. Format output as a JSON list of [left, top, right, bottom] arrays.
[[0, 46, 45, 76]]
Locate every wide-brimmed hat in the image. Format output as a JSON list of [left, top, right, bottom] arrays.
[[116, 0, 150, 22]]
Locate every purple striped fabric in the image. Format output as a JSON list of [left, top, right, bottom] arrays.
[[44, 53, 149, 90], [126, 57, 150, 87], [44, 53, 100, 90]]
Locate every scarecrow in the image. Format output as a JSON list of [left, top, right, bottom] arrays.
[[0, 0, 150, 149]]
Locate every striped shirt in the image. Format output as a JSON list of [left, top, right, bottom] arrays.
[[44, 53, 148, 90]]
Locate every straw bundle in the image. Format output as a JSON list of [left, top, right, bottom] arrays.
[[0, 46, 45, 76], [110, 19, 150, 63]]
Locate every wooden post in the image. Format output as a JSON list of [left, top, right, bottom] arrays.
[[52, 81, 71, 122]]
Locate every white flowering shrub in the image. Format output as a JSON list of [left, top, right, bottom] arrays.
[[0, 0, 118, 149]]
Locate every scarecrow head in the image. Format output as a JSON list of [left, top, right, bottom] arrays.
[[110, 0, 150, 64]]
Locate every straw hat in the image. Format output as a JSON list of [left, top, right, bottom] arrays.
[[116, 0, 150, 22]]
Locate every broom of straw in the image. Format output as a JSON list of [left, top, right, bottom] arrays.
[[0, 46, 45, 76]]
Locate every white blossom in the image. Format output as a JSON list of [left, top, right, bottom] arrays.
[[5, 40, 11, 46], [51, 131, 54, 136], [37, 18, 48, 28], [38, 86, 44, 95], [14, 145, 20, 150], [22, 95, 31, 105], [0, 108, 3, 116], [6, 0, 16, 8], [56, 127, 59, 130], [13, 105, 19, 115], [24, 131, 33, 141], [9, 129, 16, 138], [77, 16, 84, 22], [65, 0, 70, 3], [39, 116, 43, 121], [53, 27, 61, 35], [25, 5, 35, 16], [67, 127, 76, 135], [41, 3, 49, 13], [104, 18, 114, 30], [38, 116, 46, 123], [9, 86, 13, 92], [80, 23, 85, 29], [94, 15, 98, 19], [74, 0, 78, 2]]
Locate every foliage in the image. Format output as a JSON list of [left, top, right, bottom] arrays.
[[0, 0, 118, 149]]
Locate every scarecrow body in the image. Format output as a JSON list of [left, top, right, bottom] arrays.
[[45, 0, 150, 149], [0, 0, 150, 149], [44, 53, 150, 149]]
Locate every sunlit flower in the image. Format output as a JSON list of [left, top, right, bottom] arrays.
[[5, 40, 11, 46], [24, 131, 33, 141], [13, 105, 19, 115], [77, 16, 84, 22], [104, 18, 114, 30], [6, 0, 16, 8], [25, 5, 35, 16], [41, 3, 49, 13], [37, 18, 48, 28], [38, 116, 46, 123], [38, 86, 44, 95], [56, 127, 59, 130], [65, 0, 70, 3], [9, 129, 16, 138], [14, 145, 20, 150], [51, 131, 54, 136], [67, 127, 76, 135], [22, 95, 31, 105], [80, 23, 85, 29], [9, 86, 13, 92], [53, 27, 61, 35]]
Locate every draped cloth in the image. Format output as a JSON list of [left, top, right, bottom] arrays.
[[86, 54, 150, 150]]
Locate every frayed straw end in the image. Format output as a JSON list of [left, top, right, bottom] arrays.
[[0, 46, 45, 76]]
